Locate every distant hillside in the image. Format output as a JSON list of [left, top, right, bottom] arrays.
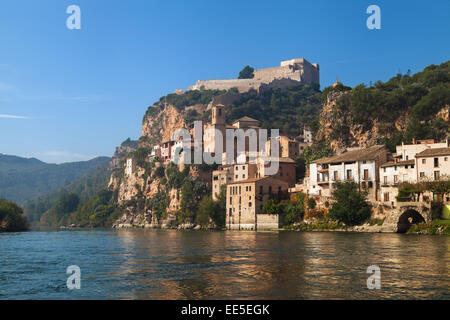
[[23, 159, 113, 224], [0, 154, 111, 204]]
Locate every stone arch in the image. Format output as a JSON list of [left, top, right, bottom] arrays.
[[397, 209, 426, 233]]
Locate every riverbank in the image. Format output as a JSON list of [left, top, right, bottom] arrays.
[[283, 219, 450, 235]]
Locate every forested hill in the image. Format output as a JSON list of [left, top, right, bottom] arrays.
[[306, 61, 450, 159], [0, 154, 110, 204]]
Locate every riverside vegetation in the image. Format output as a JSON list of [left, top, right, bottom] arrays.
[[0, 199, 29, 232]]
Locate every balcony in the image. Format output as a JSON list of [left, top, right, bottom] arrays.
[[317, 179, 330, 185]]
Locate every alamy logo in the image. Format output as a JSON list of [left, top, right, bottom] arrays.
[[66, 265, 81, 290], [171, 121, 280, 175], [66, 5, 81, 30], [366, 265, 381, 289], [366, 5, 381, 30]]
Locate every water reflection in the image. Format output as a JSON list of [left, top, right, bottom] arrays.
[[0, 230, 448, 299]]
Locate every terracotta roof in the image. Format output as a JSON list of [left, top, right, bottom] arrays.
[[233, 116, 259, 123], [415, 147, 450, 157], [381, 160, 415, 167], [312, 145, 387, 164]]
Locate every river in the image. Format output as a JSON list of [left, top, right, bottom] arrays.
[[0, 229, 448, 299]]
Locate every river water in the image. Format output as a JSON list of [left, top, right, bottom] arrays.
[[0, 229, 448, 299]]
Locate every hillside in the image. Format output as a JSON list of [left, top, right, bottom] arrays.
[[305, 61, 450, 162], [22, 138, 138, 226], [23, 160, 112, 223], [0, 154, 111, 204], [140, 84, 322, 147]]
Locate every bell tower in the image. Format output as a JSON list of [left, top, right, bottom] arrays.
[[212, 104, 225, 125]]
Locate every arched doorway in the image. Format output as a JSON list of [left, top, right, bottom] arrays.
[[397, 209, 426, 233]]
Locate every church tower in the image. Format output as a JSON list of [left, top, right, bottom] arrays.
[[212, 104, 225, 125]]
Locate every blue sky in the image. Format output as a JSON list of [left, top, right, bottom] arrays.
[[0, 0, 449, 163]]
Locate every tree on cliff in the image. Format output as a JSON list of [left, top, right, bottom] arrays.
[[238, 65, 254, 79], [329, 182, 371, 226], [0, 199, 29, 232]]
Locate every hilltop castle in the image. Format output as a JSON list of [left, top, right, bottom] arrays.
[[188, 58, 319, 93]]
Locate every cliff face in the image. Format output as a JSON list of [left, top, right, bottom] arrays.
[[109, 99, 214, 229], [315, 85, 449, 154], [142, 104, 186, 144], [314, 90, 383, 153]]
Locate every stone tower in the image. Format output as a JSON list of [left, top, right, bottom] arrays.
[[212, 104, 225, 125]]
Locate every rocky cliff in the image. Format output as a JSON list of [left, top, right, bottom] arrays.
[[109, 92, 221, 229]]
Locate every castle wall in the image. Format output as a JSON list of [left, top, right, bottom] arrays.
[[189, 58, 319, 93], [253, 65, 299, 81]]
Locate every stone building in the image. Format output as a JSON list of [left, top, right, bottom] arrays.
[[189, 58, 319, 93], [226, 177, 289, 230], [160, 140, 175, 163], [266, 135, 301, 159], [395, 139, 448, 161], [256, 157, 296, 187], [379, 160, 416, 204], [416, 147, 450, 181], [308, 145, 390, 201]]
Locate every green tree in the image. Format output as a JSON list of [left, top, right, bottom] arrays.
[[196, 196, 215, 227], [0, 199, 29, 232], [307, 197, 316, 209], [179, 180, 207, 222], [238, 65, 255, 79], [329, 182, 371, 226]]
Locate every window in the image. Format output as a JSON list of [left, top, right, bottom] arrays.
[[249, 202, 252, 208], [434, 171, 440, 181], [434, 158, 439, 168], [242, 166, 245, 170], [246, 186, 248, 192], [346, 169, 352, 180], [364, 169, 369, 180], [259, 186, 263, 194], [383, 176, 387, 184], [218, 108, 222, 116], [394, 175, 398, 184], [445, 157, 448, 161], [229, 208, 232, 216], [384, 193, 389, 202], [333, 171, 338, 181], [229, 197, 232, 205], [406, 156, 409, 160], [249, 186, 251, 192], [420, 172, 425, 178], [422, 159, 426, 164], [239, 186, 241, 194], [383, 168, 386, 173], [269, 186, 272, 194]]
